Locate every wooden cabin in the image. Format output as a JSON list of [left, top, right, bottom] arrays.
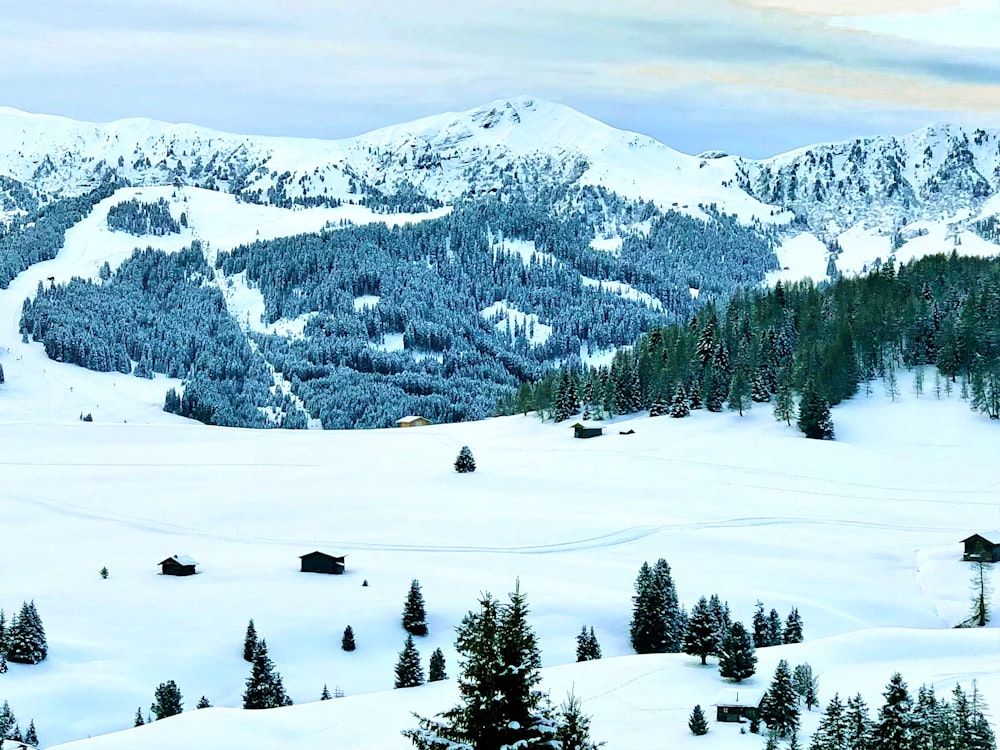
[[159, 555, 198, 576], [396, 415, 431, 428], [570, 421, 603, 439], [300, 551, 346, 575], [713, 688, 766, 723], [962, 534, 1000, 563]]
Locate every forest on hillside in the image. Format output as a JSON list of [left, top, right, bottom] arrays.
[[505, 252, 1000, 434]]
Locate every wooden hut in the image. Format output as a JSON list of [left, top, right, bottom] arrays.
[[569, 421, 603, 439], [961, 533, 1000, 563], [396, 415, 431, 428], [159, 555, 198, 576], [300, 551, 346, 575], [713, 688, 766, 723]]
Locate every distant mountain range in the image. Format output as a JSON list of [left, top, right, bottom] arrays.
[[1, 98, 998, 429]]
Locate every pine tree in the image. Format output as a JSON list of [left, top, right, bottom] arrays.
[[629, 561, 664, 654], [797, 384, 835, 440], [810, 693, 848, 750], [844, 693, 874, 750], [404, 583, 575, 750], [454, 445, 476, 473], [134, 707, 145, 727], [910, 685, 941, 750], [766, 608, 784, 646], [428, 647, 447, 682], [151, 680, 183, 720], [728, 367, 751, 416], [402, 579, 429, 636], [320, 684, 332, 700], [576, 625, 591, 661], [707, 594, 732, 654], [752, 371, 772, 403], [752, 600, 769, 648], [395, 634, 425, 688], [683, 596, 719, 665], [689, 704, 709, 736], [670, 384, 690, 418], [774, 371, 795, 425], [872, 673, 913, 750], [342, 624, 356, 651], [761, 659, 800, 738], [7, 601, 47, 664], [718, 621, 756, 682], [0, 700, 16, 740], [556, 691, 604, 749], [196, 696, 211, 709], [243, 619, 259, 662], [969, 559, 992, 626], [0, 651, 7, 674], [242, 639, 292, 709], [784, 608, 804, 643]]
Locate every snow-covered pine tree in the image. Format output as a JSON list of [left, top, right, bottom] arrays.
[[751, 370, 772, 403], [195, 696, 211, 709], [784, 607, 804, 643], [774, 371, 795, 425], [243, 619, 258, 662], [629, 561, 665, 654], [454, 445, 476, 473], [242, 639, 292, 708], [0, 651, 7, 674], [402, 579, 429, 636], [766, 608, 784, 646], [707, 594, 732, 654], [428, 647, 447, 682], [844, 693, 874, 750], [761, 659, 800, 738], [810, 693, 848, 750], [793, 663, 818, 709], [652, 558, 684, 652], [0, 700, 16, 739], [134, 708, 145, 727], [797, 383, 835, 439], [6, 601, 47, 664], [556, 692, 604, 749], [689, 704, 709, 736], [910, 685, 942, 750], [718, 621, 756, 682], [872, 673, 913, 750], [342, 624, 356, 651], [670, 383, 690, 418], [752, 600, 769, 648], [394, 634, 425, 688], [575, 625, 602, 661], [586, 626, 601, 660], [683, 596, 718, 665], [151, 680, 183, 720], [320, 684, 332, 700]]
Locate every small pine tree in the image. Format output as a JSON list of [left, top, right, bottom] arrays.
[[99, 566, 109, 579], [718, 621, 757, 682], [342, 625, 356, 651], [784, 608, 804, 643], [402, 579, 429, 636], [766, 608, 784, 646], [242, 639, 292, 709], [797, 384, 835, 440], [0, 651, 7, 674], [243, 619, 258, 662], [689, 704, 709, 736], [428, 647, 447, 682], [670, 384, 690, 418], [151, 680, 183, 720], [394, 634, 425, 688], [320, 684, 332, 700], [872, 673, 913, 750], [969, 560, 992, 626], [134, 708, 145, 727], [575, 625, 602, 661], [454, 446, 476, 473], [556, 691, 605, 750], [752, 600, 769, 648], [761, 659, 800, 738], [196, 696, 211, 709], [6, 601, 47, 664], [586, 626, 601, 660]]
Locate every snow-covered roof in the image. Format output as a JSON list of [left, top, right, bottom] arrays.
[[714, 688, 766, 707], [396, 415, 429, 425], [160, 555, 198, 566], [962, 532, 1000, 544]]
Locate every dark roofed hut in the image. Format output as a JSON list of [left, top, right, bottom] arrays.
[[570, 421, 603, 439], [300, 551, 346, 575], [159, 555, 198, 576], [713, 688, 766, 723], [962, 534, 1000, 563]]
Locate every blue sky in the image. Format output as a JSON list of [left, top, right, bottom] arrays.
[[3, 0, 999, 157]]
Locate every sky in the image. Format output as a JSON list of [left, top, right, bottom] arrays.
[[3, 0, 1000, 158]]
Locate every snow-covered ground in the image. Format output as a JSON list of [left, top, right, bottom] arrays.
[[0, 361, 996, 749]]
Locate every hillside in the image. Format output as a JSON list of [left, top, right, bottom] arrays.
[[0, 371, 994, 748]]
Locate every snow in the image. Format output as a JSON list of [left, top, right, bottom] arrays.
[[352, 295, 380, 311], [371, 332, 405, 353], [581, 276, 663, 311], [480, 301, 552, 346], [589, 236, 623, 254]]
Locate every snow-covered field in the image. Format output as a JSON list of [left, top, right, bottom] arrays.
[[1, 183, 999, 750]]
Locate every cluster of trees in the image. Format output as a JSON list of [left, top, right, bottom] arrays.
[[517, 252, 1000, 433], [0, 180, 119, 288], [395, 580, 447, 688], [0, 701, 39, 747], [628, 560, 804, 682], [809, 676, 995, 750], [20, 244, 308, 428], [0, 601, 48, 666], [404, 583, 602, 750], [575, 626, 602, 661], [106, 197, 181, 236]]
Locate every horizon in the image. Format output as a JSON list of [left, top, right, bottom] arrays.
[[4, 1, 999, 159]]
